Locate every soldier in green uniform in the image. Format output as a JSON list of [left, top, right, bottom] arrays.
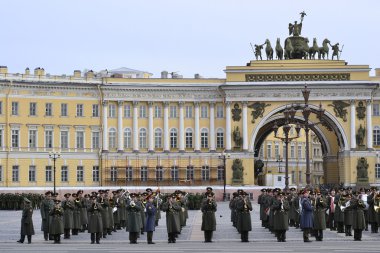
[[258, 189, 267, 228], [162, 193, 181, 243], [49, 200, 64, 244], [287, 188, 297, 227], [367, 187, 378, 233], [313, 190, 327, 241], [201, 191, 217, 242], [273, 192, 289, 242], [77, 190, 88, 232], [126, 193, 142, 244], [118, 189, 127, 228], [229, 192, 238, 228], [71, 193, 82, 235], [236, 191, 252, 242], [343, 193, 353, 236], [112, 190, 120, 231], [40, 191, 54, 241], [98, 190, 110, 238], [17, 198, 34, 244], [87, 195, 103, 244], [62, 193, 74, 239], [334, 188, 345, 233], [350, 192, 367, 241], [152, 189, 162, 227]]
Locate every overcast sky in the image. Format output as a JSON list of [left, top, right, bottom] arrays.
[[0, 0, 378, 78]]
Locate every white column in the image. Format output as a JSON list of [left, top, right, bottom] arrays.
[[226, 102, 232, 151], [350, 100, 356, 149], [102, 101, 108, 151], [194, 102, 200, 152], [148, 102, 154, 152], [242, 101, 248, 151], [179, 102, 185, 152], [209, 102, 216, 151], [117, 101, 123, 152], [367, 100, 373, 149], [164, 102, 170, 152], [133, 101, 139, 152]]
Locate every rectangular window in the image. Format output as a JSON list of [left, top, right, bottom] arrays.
[[124, 129, 131, 149], [267, 144, 272, 159], [140, 166, 148, 182], [375, 164, 380, 179], [0, 101, 2, 115], [29, 166, 36, 182], [11, 129, 19, 148], [373, 104, 380, 116], [299, 171, 303, 184], [186, 131, 193, 148], [154, 105, 162, 118], [45, 103, 52, 116], [77, 166, 84, 182], [92, 132, 100, 149], [216, 105, 224, 118], [201, 165, 210, 181], [92, 166, 99, 182], [171, 166, 179, 181], [201, 131, 208, 148], [216, 131, 224, 148], [45, 130, 53, 148], [156, 166, 163, 181], [274, 144, 279, 159], [109, 104, 116, 118], [45, 166, 52, 182], [298, 145, 303, 159], [29, 102, 37, 116], [201, 105, 208, 118], [185, 106, 193, 118], [76, 104, 84, 117], [76, 131, 84, 149], [217, 165, 224, 181], [61, 103, 68, 116], [291, 144, 295, 158], [0, 129, 2, 148], [111, 167, 117, 182], [170, 106, 177, 118], [170, 130, 178, 148], [124, 105, 131, 118], [61, 166, 68, 182], [126, 166, 133, 181], [186, 166, 194, 180], [11, 102, 18, 115], [61, 131, 68, 149], [374, 129, 380, 146], [92, 104, 99, 117], [139, 105, 146, 118], [29, 129, 37, 148], [12, 165, 19, 182], [0, 165, 2, 182]]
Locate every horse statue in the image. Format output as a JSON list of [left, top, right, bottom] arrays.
[[264, 39, 274, 60], [309, 38, 319, 59], [318, 39, 330, 60], [284, 39, 294, 59], [275, 38, 283, 60], [302, 37, 310, 59]]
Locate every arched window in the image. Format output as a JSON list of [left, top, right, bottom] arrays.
[[155, 128, 162, 148], [216, 128, 224, 149], [109, 128, 116, 149], [170, 128, 178, 148], [124, 128, 131, 149], [201, 128, 208, 148], [185, 128, 193, 148], [139, 128, 147, 149]]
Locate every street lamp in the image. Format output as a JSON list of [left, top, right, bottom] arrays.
[[49, 151, 61, 195], [276, 155, 283, 173], [219, 151, 230, 201]]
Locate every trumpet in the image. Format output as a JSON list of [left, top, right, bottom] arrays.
[[93, 203, 98, 210], [130, 200, 136, 207], [341, 200, 350, 212], [280, 199, 284, 212]]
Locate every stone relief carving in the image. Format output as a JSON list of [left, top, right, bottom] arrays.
[[248, 102, 271, 123], [231, 103, 242, 122], [356, 101, 366, 120], [245, 73, 350, 82], [328, 100, 350, 122]]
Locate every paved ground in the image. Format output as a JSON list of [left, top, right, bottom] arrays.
[[2, 202, 380, 252]]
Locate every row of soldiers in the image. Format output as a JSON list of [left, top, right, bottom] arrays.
[[257, 187, 378, 242], [0, 193, 43, 210], [229, 189, 253, 242]]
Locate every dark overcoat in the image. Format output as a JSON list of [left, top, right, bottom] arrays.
[[161, 201, 181, 233], [87, 203, 103, 233], [236, 197, 252, 232], [21, 205, 35, 235], [126, 202, 142, 232], [144, 202, 157, 232], [272, 198, 289, 231], [300, 197, 314, 229], [201, 199, 217, 231], [49, 207, 64, 235]]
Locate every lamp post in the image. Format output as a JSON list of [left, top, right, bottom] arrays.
[[219, 151, 230, 201], [49, 151, 61, 195], [276, 155, 283, 173]]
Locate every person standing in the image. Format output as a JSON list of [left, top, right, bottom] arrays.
[[326, 189, 336, 231], [201, 192, 217, 243], [351, 193, 366, 241], [126, 193, 141, 244], [49, 200, 64, 244], [71, 193, 82, 235], [273, 192, 289, 242], [300, 190, 314, 242], [236, 191, 252, 242], [40, 191, 54, 241], [17, 198, 34, 244], [161, 193, 181, 243], [343, 194, 353, 236], [62, 193, 74, 239], [87, 196, 103, 244], [334, 188, 345, 233], [313, 191, 327, 241], [145, 194, 157, 244]]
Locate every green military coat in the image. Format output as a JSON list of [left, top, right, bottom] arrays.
[[272, 198, 289, 231], [87, 203, 103, 233], [21, 204, 35, 235], [49, 207, 64, 235], [313, 197, 327, 230], [236, 197, 252, 232], [126, 202, 142, 232], [201, 199, 217, 231], [351, 199, 366, 230], [161, 201, 181, 233], [40, 199, 54, 232]]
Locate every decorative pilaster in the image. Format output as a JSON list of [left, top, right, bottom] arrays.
[[350, 100, 356, 149], [194, 102, 200, 152], [164, 102, 170, 152], [225, 102, 232, 151], [148, 102, 154, 152], [209, 102, 216, 152], [366, 100, 373, 149], [242, 101, 248, 151], [179, 102, 185, 152], [102, 101, 108, 152], [133, 101, 139, 152], [117, 101, 123, 152]]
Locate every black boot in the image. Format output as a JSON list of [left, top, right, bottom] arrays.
[[91, 233, 95, 244], [17, 235, 25, 243], [96, 233, 101, 244], [147, 231, 155, 244]]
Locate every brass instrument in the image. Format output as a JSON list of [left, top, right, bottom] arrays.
[[374, 194, 380, 212], [93, 203, 98, 210], [130, 200, 136, 207], [280, 199, 284, 212], [341, 200, 350, 212]]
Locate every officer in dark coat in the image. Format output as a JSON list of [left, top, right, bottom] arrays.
[[367, 187, 378, 233], [62, 193, 74, 239], [161, 193, 181, 243], [17, 198, 34, 244], [236, 191, 252, 242], [87, 196, 103, 244], [272, 192, 289, 242], [313, 191, 327, 241], [40, 191, 54, 241], [257, 189, 267, 227], [229, 192, 238, 228], [334, 188, 345, 233], [145, 194, 157, 244], [126, 193, 142, 244], [350, 194, 366, 241], [343, 193, 353, 236], [71, 193, 82, 235], [49, 200, 64, 244], [201, 192, 217, 243], [300, 190, 313, 242], [98, 190, 110, 238]]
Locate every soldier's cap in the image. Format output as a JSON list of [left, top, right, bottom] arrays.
[[146, 188, 153, 193], [64, 193, 71, 198], [91, 191, 98, 195], [77, 190, 83, 194], [45, 191, 52, 196], [90, 195, 97, 200], [207, 192, 215, 197], [130, 193, 138, 198], [105, 189, 110, 193], [260, 189, 266, 193], [53, 193, 59, 197], [54, 200, 61, 204], [365, 189, 371, 193], [290, 187, 296, 191], [98, 190, 104, 193], [72, 193, 78, 197], [302, 189, 310, 195], [339, 187, 345, 191], [24, 198, 31, 203], [240, 191, 249, 196], [206, 187, 213, 192], [84, 194, 90, 198]]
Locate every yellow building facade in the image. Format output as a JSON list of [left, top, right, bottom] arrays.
[[0, 60, 380, 190]]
